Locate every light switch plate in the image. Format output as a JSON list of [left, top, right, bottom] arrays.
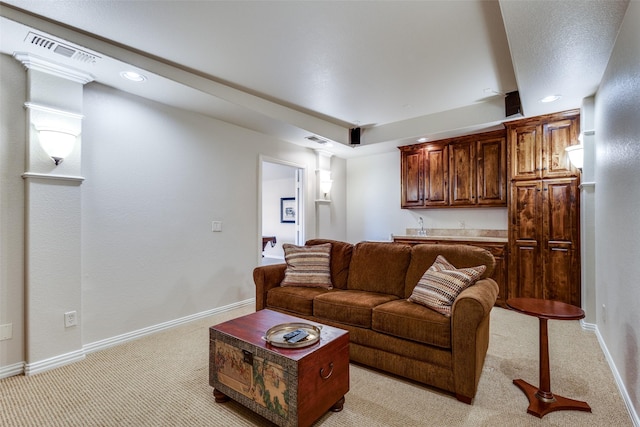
[[212, 221, 222, 232]]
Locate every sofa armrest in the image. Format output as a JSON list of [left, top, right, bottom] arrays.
[[450, 277, 499, 402], [253, 264, 286, 311]]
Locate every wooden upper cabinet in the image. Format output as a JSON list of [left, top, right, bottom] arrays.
[[477, 136, 506, 205], [506, 110, 580, 180], [449, 141, 475, 206], [508, 123, 541, 180], [424, 144, 449, 206], [543, 117, 580, 178], [400, 147, 424, 208], [399, 130, 505, 209]]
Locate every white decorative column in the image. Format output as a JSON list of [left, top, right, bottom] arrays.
[[15, 53, 93, 374], [314, 150, 333, 238], [580, 96, 596, 325]]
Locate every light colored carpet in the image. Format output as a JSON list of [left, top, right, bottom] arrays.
[[0, 305, 632, 426]]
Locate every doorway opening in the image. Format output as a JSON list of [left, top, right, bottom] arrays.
[[259, 158, 305, 265]]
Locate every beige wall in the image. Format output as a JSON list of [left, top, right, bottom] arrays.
[[0, 55, 348, 373], [594, 0, 640, 419]]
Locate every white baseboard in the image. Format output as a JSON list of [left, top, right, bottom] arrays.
[[0, 299, 255, 379], [594, 324, 640, 426], [24, 350, 86, 376], [0, 362, 25, 379], [83, 298, 255, 354]]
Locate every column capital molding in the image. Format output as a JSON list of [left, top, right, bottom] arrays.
[[24, 102, 84, 120], [22, 172, 85, 183], [13, 52, 94, 85]]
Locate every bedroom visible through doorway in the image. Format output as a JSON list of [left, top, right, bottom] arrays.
[[260, 159, 304, 265]]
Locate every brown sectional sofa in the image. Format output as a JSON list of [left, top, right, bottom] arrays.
[[253, 239, 499, 403]]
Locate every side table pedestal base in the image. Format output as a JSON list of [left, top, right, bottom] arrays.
[[513, 379, 591, 418]]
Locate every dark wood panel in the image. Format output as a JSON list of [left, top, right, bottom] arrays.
[[477, 136, 506, 205]]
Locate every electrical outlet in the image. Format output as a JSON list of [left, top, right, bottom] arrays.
[[0, 323, 12, 340], [64, 311, 77, 328], [212, 221, 222, 232]]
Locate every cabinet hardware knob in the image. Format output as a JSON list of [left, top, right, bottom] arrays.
[[320, 362, 334, 380]]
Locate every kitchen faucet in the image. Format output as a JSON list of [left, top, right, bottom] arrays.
[[418, 217, 426, 236]]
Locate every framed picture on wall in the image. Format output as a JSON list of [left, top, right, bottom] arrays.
[[280, 197, 296, 223]]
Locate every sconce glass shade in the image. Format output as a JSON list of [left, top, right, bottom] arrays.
[[565, 144, 584, 170], [319, 170, 332, 198], [38, 129, 77, 165], [320, 179, 333, 196]]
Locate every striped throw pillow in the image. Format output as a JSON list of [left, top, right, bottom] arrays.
[[281, 243, 333, 289], [408, 255, 485, 317]]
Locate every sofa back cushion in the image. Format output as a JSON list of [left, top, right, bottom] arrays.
[[405, 243, 495, 298], [281, 243, 333, 288], [305, 239, 353, 289], [347, 242, 412, 298]]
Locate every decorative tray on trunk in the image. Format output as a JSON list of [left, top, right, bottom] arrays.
[[263, 322, 322, 348]]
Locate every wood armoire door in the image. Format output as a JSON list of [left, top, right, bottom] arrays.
[[542, 178, 580, 305], [508, 123, 541, 180], [509, 181, 543, 299], [542, 117, 580, 179], [509, 178, 581, 306]]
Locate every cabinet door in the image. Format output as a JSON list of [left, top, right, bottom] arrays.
[[477, 136, 506, 206], [474, 243, 508, 307], [509, 181, 543, 300], [449, 141, 476, 206], [509, 124, 541, 180], [424, 144, 449, 206], [401, 148, 424, 208], [542, 178, 580, 305], [542, 116, 580, 178]]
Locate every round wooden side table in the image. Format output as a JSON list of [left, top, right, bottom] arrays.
[[506, 297, 592, 418]]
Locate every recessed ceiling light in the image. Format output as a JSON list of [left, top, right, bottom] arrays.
[[120, 71, 147, 82], [417, 137, 429, 143], [540, 94, 561, 103]]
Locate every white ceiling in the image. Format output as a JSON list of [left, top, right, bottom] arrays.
[[0, 1, 630, 158]]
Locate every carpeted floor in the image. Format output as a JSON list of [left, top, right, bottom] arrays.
[[0, 305, 632, 426]]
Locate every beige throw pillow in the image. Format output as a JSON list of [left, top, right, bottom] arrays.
[[408, 255, 485, 317], [280, 243, 333, 289]]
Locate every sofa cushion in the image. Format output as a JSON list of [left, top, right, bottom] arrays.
[[281, 243, 333, 289], [347, 242, 412, 298], [372, 299, 452, 349], [408, 255, 485, 317], [405, 244, 495, 298], [313, 290, 399, 328], [267, 286, 333, 316], [305, 239, 354, 289]]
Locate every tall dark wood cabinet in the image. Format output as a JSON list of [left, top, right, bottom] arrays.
[[506, 110, 581, 306]]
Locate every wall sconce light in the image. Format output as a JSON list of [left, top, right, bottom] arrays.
[[565, 144, 584, 170], [37, 128, 78, 165], [319, 170, 333, 199]]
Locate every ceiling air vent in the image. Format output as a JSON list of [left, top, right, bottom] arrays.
[[306, 136, 330, 145], [25, 32, 100, 64]]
